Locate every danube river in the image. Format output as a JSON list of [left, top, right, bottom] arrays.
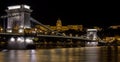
[[0, 46, 119, 62]]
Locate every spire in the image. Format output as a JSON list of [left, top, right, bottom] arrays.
[[56, 17, 62, 31], [56, 17, 62, 26]]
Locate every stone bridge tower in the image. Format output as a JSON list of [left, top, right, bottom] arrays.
[[5, 5, 32, 33], [86, 29, 98, 46], [87, 29, 97, 40], [5, 5, 34, 49]]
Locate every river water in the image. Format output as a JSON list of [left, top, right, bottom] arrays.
[[0, 46, 119, 62]]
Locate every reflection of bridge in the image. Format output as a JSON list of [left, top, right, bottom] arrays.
[[0, 5, 105, 49]]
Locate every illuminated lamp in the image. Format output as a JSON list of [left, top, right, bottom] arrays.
[[17, 37, 24, 43], [10, 37, 15, 42], [7, 30, 12, 33], [19, 29, 24, 33], [91, 42, 98, 45], [25, 38, 33, 43]]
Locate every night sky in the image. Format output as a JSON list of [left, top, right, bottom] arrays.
[[0, 0, 120, 28]]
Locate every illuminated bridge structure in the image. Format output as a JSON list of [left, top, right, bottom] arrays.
[[0, 5, 105, 49]]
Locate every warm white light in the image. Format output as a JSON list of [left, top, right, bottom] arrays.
[[10, 37, 15, 42], [91, 42, 98, 45], [7, 26, 11, 29], [24, 26, 31, 28], [39, 30, 42, 32], [30, 50, 36, 61], [0, 28, 3, 31], [17, 37, 24, 43], [25, 38, 33, 43], [52, 32, 55, 34], [24, 5, 30, 9], [35, 28, 37, 31], [17, 37, 21, 41], [20, 25, 24, 28], [32, 31, 36, 33], [19, 29, 24, 33], [87, 29, 97, 31], [7, 30, 12, 33], [8, 5, 30, 10], [8, 5, 21, 10]]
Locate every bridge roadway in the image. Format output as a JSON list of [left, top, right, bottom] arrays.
[[0, 33, 104, 43]]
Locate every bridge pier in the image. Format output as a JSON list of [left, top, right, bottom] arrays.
[[8, 37, 34, 49]]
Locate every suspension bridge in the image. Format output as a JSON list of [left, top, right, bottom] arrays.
[[0, 5, 105, 49]]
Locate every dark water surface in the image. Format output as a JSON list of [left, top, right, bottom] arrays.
[[0, 46, 120, 62]]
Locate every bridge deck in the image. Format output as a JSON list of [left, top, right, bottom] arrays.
[[0, 33, 105, 43]]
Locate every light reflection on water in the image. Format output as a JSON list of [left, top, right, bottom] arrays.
[[0, 46, 119, 62]]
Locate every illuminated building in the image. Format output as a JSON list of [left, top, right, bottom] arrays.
[[35, 18, 83, 32], [109, 25, 120, 29]]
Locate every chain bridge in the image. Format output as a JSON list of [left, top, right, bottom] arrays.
[[0, 5, 105, 49]]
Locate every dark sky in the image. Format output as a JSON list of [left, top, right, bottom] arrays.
[[0, 0, 120, 28]]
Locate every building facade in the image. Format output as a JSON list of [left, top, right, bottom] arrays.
[[35, 18, 83, 32]]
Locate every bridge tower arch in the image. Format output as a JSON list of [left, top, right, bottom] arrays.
[[6, 5, 32, 33]]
